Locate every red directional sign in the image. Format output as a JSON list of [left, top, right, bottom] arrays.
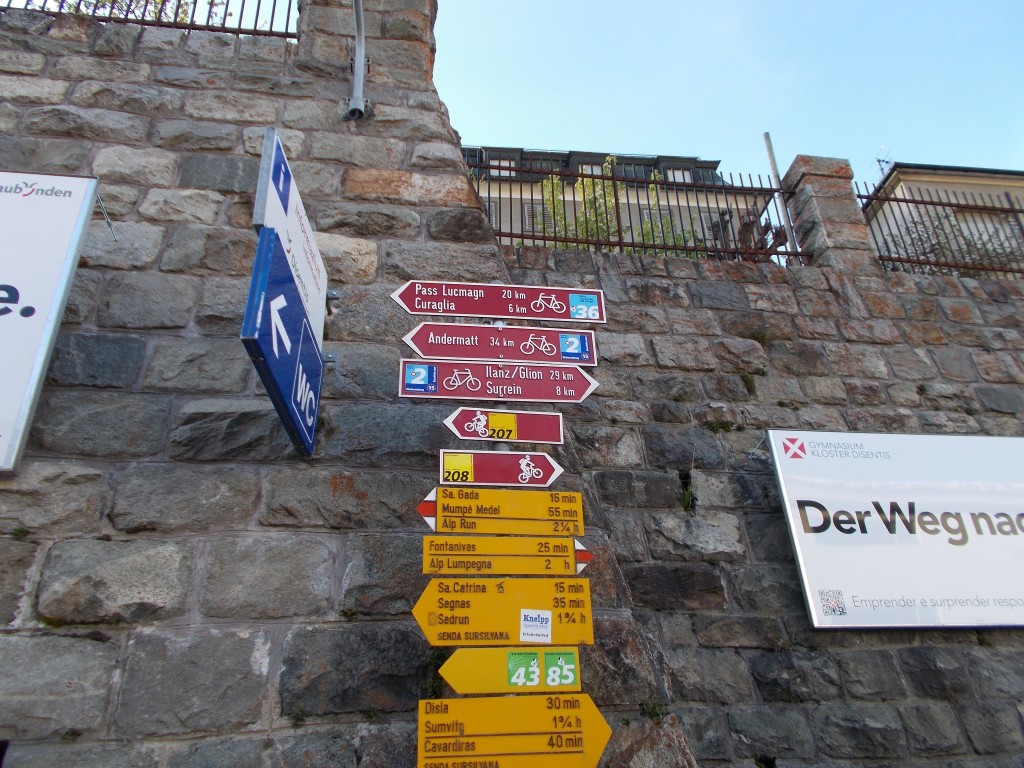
[[441, 449, 563, 488], [399, 360, 598, 404], [390, 280, 606, 324], [444, 408, 563, 444], [403, 322, 597, 366]]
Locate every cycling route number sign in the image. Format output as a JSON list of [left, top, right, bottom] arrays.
[[403, 322, 597, 366], [399, 359, 598, 404], [443, 407, 563, 444], [390, 280, 606, 323], [440, 449, 564, 488]]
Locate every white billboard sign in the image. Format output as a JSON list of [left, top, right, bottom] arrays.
[[767, 430, 1024, 629], [252, 128, 327, 348], [1, 171, 97, 471]]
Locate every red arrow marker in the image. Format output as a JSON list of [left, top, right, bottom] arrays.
[[441, 449, 563, 488], [444, 408, 563, 444], [403, 322, 597, 366], [399, 360, 598, 404], [390, 280, 606, 323], [573, 539, 594, 574], [417, 493, 436, 529]]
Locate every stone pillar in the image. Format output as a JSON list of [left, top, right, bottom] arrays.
[[296, 0, 438, 92], [782, 155, 881, 274]]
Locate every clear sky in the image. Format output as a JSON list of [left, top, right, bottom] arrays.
[[432, 0, 1024, 185]]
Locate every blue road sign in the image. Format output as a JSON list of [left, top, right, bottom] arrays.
[[270, 140, 292, 215], [253, 129, 327, 346], [241, 226, 324, 457]]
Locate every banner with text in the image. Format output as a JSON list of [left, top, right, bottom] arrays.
[[767, 430, 1024, 629], [1, 171, 97, 471]]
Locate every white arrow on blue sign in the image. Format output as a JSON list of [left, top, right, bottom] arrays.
[[241, 226, 324, 457], [253, 129, 327, 348]]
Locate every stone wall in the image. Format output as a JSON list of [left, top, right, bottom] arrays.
[[555, 249, 1024, 766], [1, 2, 1023, 767]]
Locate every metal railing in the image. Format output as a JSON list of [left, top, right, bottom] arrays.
[[469, 159, 805, 265], [2, 0, 297, 37], [857, 183, 1024, 280]]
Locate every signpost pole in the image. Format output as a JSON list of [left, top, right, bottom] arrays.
[[399, 276, 611, 768]]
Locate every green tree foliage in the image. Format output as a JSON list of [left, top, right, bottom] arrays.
[[539, 156, 621, 248], [536, 157, 699, 255], [72, 0, 223, 26], [630, 170, 699, 256]]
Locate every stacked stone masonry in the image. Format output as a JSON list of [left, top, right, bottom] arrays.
[[1, 2, 1022, 767]]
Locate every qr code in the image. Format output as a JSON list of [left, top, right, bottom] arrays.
[[819, 589, 847, 616]]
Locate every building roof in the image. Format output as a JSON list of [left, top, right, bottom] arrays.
[[462, 145, 725, 184], [463, 145, 720, 170], [874, 161, 1024, 196]]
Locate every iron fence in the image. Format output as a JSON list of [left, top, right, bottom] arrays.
[[2, 0, 297, 37], [468, 159, 805, 265], [857, 182, 1024, 280]]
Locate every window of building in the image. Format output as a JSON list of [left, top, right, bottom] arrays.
[[618, 165, 651, 183], [522, 203, 555, 233], [525, 158, 561, 174], [665, 168, 693, 183], [639, 207, 672, 223], [702, 209, 733, 244], [489, 159, 517, 178]]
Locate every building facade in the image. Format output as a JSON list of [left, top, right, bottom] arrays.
[[861, 162, 1024, 278], [465, 146, 793, 262]]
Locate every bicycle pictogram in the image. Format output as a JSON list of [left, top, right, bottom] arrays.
[[443, 368, 482, 391], [464, 410, 489, 437], [518, 454, 544, 483], [520, 334, 557, 356], [530, 293, 566, 314]]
